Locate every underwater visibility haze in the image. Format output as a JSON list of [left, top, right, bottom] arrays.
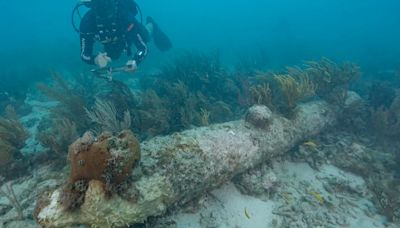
[[0, 0, 400, 227]]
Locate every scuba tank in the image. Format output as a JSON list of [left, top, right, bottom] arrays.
[[72, 0, 143, 34]]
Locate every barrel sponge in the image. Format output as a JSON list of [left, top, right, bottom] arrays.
[[61, 130, 140, 210]]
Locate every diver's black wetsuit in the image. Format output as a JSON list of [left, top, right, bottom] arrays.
[[79, 0, 149, 65]]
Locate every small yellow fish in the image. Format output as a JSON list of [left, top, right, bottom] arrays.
[[303, 141, 317, 149], [244, 208, 251, 219], [281, 192, 293, 203], [309, 191, 324, 204]]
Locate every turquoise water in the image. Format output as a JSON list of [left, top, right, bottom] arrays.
[[0, 0, 399, 71]]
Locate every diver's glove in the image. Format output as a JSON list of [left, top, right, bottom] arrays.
[[94, 52, 112, 68], [124, 60, 137, 73]]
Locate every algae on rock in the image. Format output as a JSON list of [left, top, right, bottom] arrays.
[[35, 101, 336, 227]]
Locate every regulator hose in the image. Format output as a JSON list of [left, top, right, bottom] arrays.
[[71, 3, 85, 33], [136, 3, 143, 25]]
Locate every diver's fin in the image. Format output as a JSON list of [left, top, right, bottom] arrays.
[[147, 16, 172, 52]]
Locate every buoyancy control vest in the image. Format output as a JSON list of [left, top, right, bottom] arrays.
[[73, 0, 141, 44], [93, 0, 121, 44]]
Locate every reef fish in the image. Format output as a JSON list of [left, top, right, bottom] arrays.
[[303, 141, 318, 149], [244, 208, 251, 219]]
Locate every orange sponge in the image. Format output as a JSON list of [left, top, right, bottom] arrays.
[[61, 130, 140, 210]]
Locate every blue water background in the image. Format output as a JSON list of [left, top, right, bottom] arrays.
[[0, 0, 399, 75]]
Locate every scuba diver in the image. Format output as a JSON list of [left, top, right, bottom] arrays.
[[74, 0, 172, 74]]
